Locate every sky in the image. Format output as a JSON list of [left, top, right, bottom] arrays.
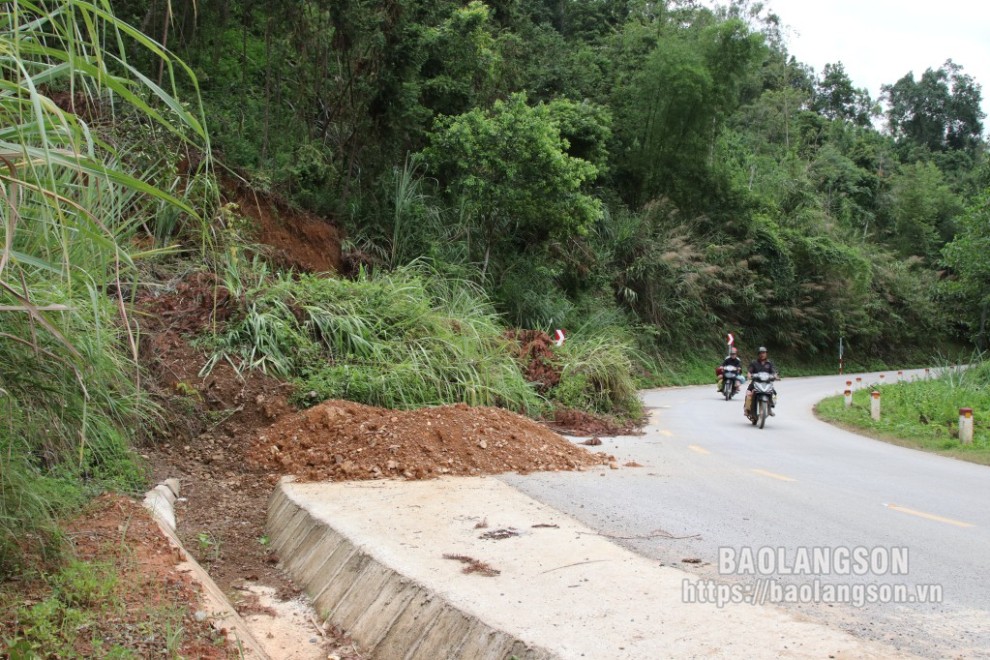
[[738, 0, 990, 118]]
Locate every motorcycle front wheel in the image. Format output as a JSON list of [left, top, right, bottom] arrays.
[[758, 399, 768, 429]]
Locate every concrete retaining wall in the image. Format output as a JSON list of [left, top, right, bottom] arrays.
[[266, 482, 554, 660]]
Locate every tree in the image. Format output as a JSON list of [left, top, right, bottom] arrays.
[[887, 161, 961, 259], [611, 18, 765, 209], [941, 190, 990, 346], [418, 1, 500, 118], [423, 94, 603, 276], [882, 60, 986, 153], [813, 62, 876, 127]]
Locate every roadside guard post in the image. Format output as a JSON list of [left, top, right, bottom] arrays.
[[960, 408, 974, 444], [844, 389, 852, 408], [871, 390, 881, 421]]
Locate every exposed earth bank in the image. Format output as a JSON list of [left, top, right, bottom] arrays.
[[128, 189, 620, 657]]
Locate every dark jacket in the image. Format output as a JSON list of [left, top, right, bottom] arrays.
[[722, 355, 742, 370], [748, 358, 777, 377]]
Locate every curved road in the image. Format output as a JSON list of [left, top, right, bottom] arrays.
[[502, 370, 990, 658]]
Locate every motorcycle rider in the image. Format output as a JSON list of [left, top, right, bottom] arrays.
[[745, 346, 779, 418], [720, 347, 743, 394]]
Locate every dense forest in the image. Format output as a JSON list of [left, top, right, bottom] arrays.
[[112, 0, 990, 360], [3, 0, 990, 584]]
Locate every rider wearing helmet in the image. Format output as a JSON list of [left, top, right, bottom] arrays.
[[721, 347, 743, 393], [746, 346, 779, 417]]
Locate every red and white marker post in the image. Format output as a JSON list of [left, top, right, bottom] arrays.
[[959, 408, 974, 444]]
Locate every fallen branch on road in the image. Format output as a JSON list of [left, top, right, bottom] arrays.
[[575, 529, 701, 541]]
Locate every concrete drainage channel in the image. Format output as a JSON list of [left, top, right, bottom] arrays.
[[144, 476, 546, 659], [141, 475, 920, 659], [145, 480, 347, 660], [267, 482, 551, 659], [143, 480, 271, 659]]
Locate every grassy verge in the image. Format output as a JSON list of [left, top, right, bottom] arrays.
[[0, 496, 230, 658], [815, 366, 990, 465]]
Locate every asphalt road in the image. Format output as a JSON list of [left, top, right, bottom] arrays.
[[502, 369, 990, 658]]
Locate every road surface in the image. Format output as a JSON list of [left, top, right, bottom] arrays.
[[502, 370, 990, 657]]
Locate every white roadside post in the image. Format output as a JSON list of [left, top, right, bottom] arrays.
[[897, 370, 904, 382], [844, 389, 853, 408], [871, 390, 881, 421], [856, 376, 863, 390], [879, 373, 885, 384], [959, 408, 974, 444]]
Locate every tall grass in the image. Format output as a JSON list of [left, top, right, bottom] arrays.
[[553, 329, 643, 418], [206, 264, 544, 413], [0, 0, 211, 574]]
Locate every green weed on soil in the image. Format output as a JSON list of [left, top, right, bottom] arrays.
[[816, 365, 990, 465]]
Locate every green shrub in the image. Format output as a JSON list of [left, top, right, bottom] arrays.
[[208, 265, 543, 413], [1, 292, 148, 578], [550, 331, 643, 418]]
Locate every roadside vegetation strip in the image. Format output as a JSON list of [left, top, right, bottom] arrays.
[[0, 0, 212, 577], [815, 363, 990, 465]]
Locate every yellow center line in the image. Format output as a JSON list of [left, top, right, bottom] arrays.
[[658, 429, 673, 437], [751, 469, 796, 482], [687, 445, 710, 455], [885, 503, 975, 528]]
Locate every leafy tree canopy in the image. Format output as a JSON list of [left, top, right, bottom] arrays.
[[422, 93, 604, 273], [883, 59, 986, 154]]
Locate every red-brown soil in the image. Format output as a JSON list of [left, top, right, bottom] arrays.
[[250, 399, 614, 483], [550, 407, 643, 436], [226, 177, 343, 274], [0, 495, 234, 659], [504, 329, 561, 392]]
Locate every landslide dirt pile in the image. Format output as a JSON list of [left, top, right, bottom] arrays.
[[503, 328, 642, 437], [250, 399, 614, 482], [504, 329, 561, 393]]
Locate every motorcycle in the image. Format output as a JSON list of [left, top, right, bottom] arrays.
[[721, 364, 740, 400], [746, 371, 777, 428]]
